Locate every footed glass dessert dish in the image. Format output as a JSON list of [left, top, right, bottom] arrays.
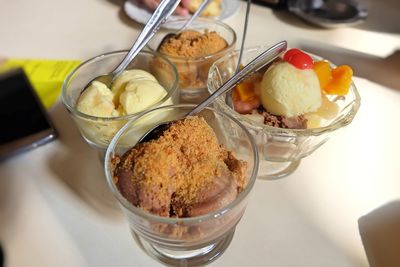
[[104, 104, 258, 266], [208, 45, 361, 180]]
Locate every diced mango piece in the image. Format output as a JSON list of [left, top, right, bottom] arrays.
[[233, 82, 256, 101], [313, 61, 332, 89], [232, 86, 240, 101], [324, 65, 353, 96]]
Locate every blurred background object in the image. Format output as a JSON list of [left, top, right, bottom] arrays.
[[0, 243, 3, 267], [252, 0, 368, 27], [359, 201, 400, 267], [253, 0, 399, 33], [299, 44, 400, 91], [354, 0, 399, 33], [123, 0, 240, 27], [287, 0, 368, 28], [0, 59, 80, 109]]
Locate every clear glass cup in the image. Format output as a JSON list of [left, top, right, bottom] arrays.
[[61, 50, 179, 155], [104, 104, 258, 266], [147, 17, 236, 95], [208, 45, 361, 180]]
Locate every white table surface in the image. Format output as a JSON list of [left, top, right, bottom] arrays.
[[1, 0, 400, 266]]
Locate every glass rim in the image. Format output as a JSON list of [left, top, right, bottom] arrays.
[[104, 104, 259, 224], [208, 45, 362, 136], [146, 17, 237, 62], [61, 50, 179, 122]]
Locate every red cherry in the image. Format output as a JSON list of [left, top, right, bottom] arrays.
[[289, 53, 314, 69], [283, 48, 302, 62], [283, 48, 314, 69]]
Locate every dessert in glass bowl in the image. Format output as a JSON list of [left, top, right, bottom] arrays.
[[146, 17, 236, 94], [104, 104, 258, 266], [61, 50, 179, 154], [208, 45, 361, 179]]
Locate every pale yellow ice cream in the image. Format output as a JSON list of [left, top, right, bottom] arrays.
[[111, 69, 158, 105], [260, 62, 322, 117], [76, 69, 168, 117], [75, 69, 172, 148], [119, 79, 168, 115], [76, 81, 119, 117]]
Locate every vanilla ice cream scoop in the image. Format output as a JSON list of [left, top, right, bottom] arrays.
[[76, 81, 120, 117], [75, 69, 172, 147], [119, 79, 167, 115], [260, 62, 321, 117], [76, 69, 169, 117], [111, 69, 158, 104]]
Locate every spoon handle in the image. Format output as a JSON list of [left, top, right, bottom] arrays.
[[226, 0, 252, 109], [177, 0, 213, 34], [187, 40, 288, 116], [112, 0, 181, 76], [235, 0, 252, 74]]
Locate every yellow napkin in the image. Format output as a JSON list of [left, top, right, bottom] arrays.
[[0, 59, 81, 109]]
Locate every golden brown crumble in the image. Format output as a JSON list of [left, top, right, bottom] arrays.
[[113, 116, 247, 217], [158, 30, 228, 59]]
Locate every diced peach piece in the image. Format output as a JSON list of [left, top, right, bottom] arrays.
[[313, 61, 332, 89], [235, 82, 256, 101], [324, 65, 353, 96]]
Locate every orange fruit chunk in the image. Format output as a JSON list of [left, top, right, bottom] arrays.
[[324, 65, 353, 96], [233, 82, 256, 101], [313, 61, 332, 89]]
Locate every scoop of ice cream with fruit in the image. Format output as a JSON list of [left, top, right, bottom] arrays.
[[205, 46, 361, 179], [232, 48, 354, 129]]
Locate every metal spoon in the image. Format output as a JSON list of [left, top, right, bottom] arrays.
[[139, 40, 288, 143], [157, 0, 213, 49], [83, 0, 181, 90], [226, 0, 252, 109]]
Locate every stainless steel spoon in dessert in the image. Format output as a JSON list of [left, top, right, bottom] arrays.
[[139, 40, 288, 143], [83, 0, 181, 90], [157, 0, 214, 49], [225, 0, 252, 109]]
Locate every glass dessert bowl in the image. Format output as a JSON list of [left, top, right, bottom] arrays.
[[61, 50, 179, 154], [208, 45, 361, 180], [146, 17, 236, 95], [104, 104, 258, 266]]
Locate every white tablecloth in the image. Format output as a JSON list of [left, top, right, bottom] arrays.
[[1, 0, 400, 266]]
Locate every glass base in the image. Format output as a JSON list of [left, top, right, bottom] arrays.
[[131, 229, 235, 267], [257, 159, 301, 180]]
